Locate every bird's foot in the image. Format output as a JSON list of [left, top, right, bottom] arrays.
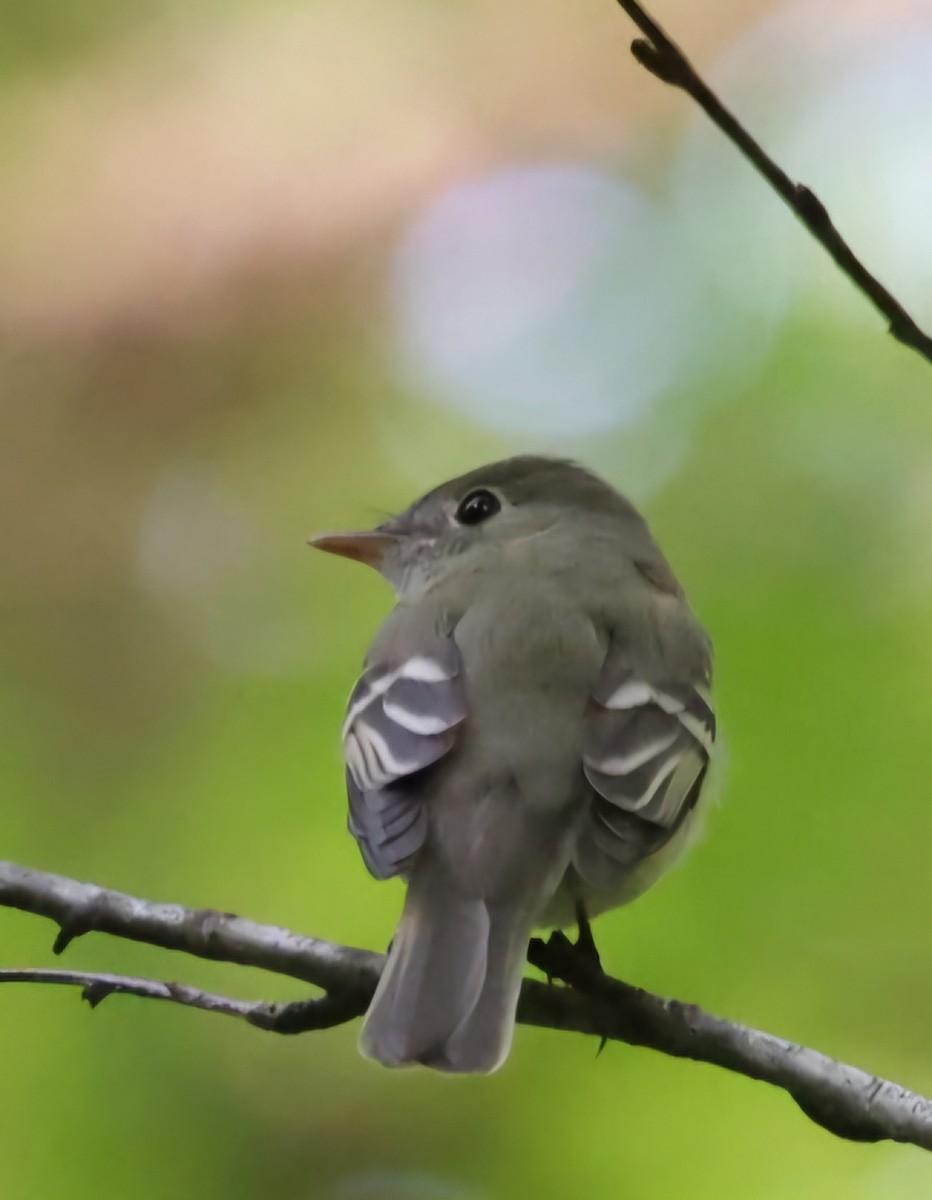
[[572, 899, 604, 977], [527, 903, 604, 987], [527, 934, 561, 984]]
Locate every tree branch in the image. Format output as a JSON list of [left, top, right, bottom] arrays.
[[0, 967, 367, 1032], [613, 0, 932, 365], [0, 860, 380, 991], [2, 861, 931, 1150]]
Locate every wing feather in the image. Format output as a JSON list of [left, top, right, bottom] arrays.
[[342, 635, 467, 879], [576, 656, 714, 887]]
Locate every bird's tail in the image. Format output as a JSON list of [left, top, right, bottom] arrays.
[[359, 866, 534, 1074]]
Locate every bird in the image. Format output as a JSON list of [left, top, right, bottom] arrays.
[[309, 455, 715, 1074]]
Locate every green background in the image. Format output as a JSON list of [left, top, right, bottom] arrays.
[[2, 1, 931, 1197]]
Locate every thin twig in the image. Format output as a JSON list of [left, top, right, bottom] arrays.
[[0, 860, 380, 992], [0, 968, 368, 1032], [2, 862, 931, 1150], [614, 0, 932, 365]]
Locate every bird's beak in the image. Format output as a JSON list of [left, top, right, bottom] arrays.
[[307, 529, 398, 569]]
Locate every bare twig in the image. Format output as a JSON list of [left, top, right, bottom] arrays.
[[0, 860, 380, 992], [2, 861, 931, 1150], [614, 0, 932, 365], [527, 932, 932, 1149], [0, 967, 367, 1032]]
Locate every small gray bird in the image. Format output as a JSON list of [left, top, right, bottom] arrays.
[[310, 456, 715, 1074]]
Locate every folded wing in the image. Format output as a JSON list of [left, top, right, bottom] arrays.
[[575, 656, 715, 887], [343, 637, 468, 879]]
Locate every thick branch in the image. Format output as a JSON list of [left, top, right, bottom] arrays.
[[2, 861, 931, 1151], [614, 0, 932, 365], [0, 860, 380, 993], [527, 933, 932, 1149]]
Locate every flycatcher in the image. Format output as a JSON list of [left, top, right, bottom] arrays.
[[311, 456, 715, 1073]]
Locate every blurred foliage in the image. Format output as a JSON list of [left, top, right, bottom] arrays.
[[2, 1, 932, 1198]]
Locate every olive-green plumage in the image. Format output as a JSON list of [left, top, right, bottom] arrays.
[[311, 457, 714, 1073]]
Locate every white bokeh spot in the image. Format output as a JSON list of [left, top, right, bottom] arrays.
[[391, 163, 714, 438]]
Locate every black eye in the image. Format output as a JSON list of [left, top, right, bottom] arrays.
[[455, 488, 501, 525]]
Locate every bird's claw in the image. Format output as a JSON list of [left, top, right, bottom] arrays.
[[572, 899, 603, 975]]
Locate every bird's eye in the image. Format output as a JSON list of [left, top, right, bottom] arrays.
[[455, 489, 501, 525]]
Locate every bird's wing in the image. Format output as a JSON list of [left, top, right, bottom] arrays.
[[574, 653, 715, 887], [343, 634, 468, 879]]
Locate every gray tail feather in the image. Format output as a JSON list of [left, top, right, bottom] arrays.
[[359, 870, 533, 1075]]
